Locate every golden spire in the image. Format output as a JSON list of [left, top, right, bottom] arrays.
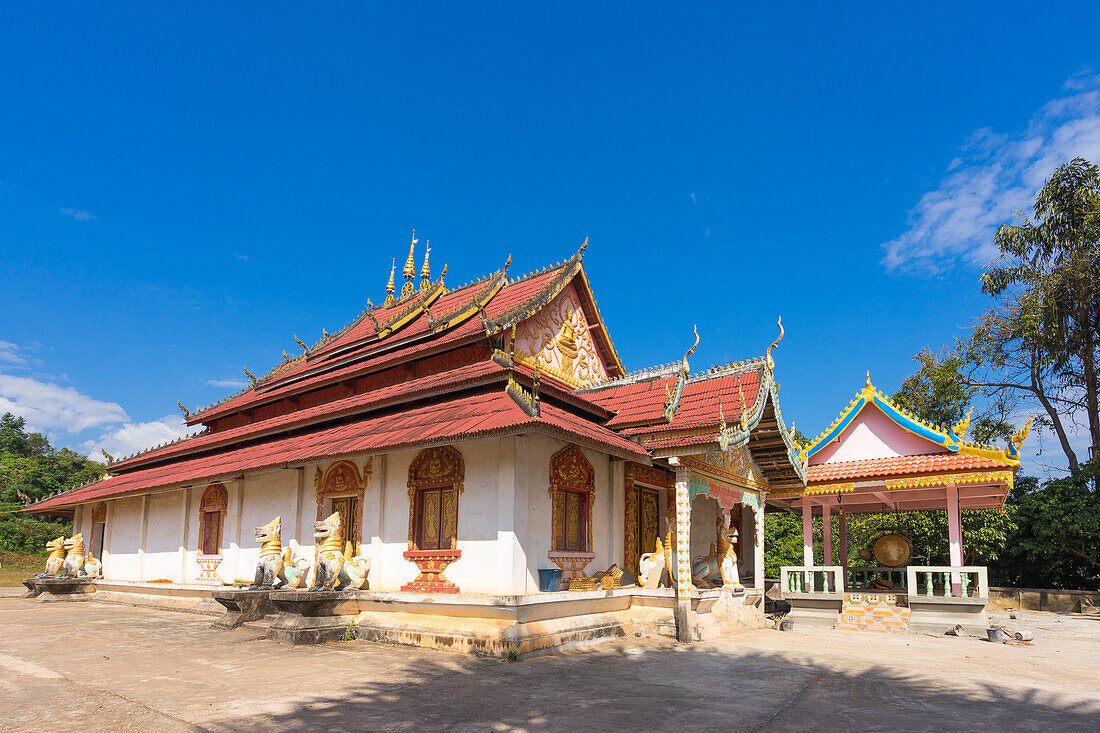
[[420, 240, 431, 290], [385, 258, 396, 306], [402, 230, 417, 297], [403, 230, 417, 280]]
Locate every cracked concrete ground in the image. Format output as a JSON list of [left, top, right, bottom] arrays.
[[2, 589, 1099, 732]]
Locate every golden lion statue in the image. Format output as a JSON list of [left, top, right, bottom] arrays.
[[41, 536, 66, 577], [309, 512, 370, 591], [60, 533, 86, 578], [250, 516, 285, 589]]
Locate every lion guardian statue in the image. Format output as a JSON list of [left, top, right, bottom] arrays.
[[310, 512, 370, 591], [39, 536, 67, 577], [250, 516, 286, 589], [59, 534, 86, 578]]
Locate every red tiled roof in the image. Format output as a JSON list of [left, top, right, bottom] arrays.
[[807, 453, 1014, 484], [31, 389, 646, 512], [584, 366, 763, 433], [188, 265, 572, 425], [584, 375, 678, 427], [110, 360, 508, 472]]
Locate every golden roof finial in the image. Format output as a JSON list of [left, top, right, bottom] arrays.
[[866, 370, 872, 388], [403, 229, 417, 281], [385, 258, 396, 306], [420, 240, 431, 290]]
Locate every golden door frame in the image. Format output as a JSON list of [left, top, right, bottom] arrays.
[[548, 445, 596, 554], [315, 459, 372, 549], [406, 446, 465, 551], [623, 462, 672, 573]]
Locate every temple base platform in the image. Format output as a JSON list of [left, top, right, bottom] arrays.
[[268, 590, 363, 644], [908, 596, 988, 636], [212, 588, 279, 629], [25, 577, 97, 602], [783, 591, 845, 628], [18, 581, 765, 658]]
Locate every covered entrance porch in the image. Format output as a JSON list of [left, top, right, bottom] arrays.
[[769, 373, 1029, 635]]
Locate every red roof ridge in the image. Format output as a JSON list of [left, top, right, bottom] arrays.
[[186, 251, 580, 423], [110, 360, 509, 473]]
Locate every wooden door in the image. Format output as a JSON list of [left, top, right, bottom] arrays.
[[331, 496, 359, 549], [636, 487, 660, 567]]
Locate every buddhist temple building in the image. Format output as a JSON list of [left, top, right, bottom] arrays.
[[27, 233, 806, 652]]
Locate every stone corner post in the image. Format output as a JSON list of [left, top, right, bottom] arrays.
[[672, 462, 693, 643]]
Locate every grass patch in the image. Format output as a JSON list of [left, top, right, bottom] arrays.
[[0, 551, 46, 587]]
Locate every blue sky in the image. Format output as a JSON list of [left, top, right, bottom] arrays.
[[2, 4, 1099, 475]]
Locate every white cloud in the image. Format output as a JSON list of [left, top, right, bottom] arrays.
[[0, 341, 27, 366], [82, 416, 191, 462], [59, 207, 96, 222], [232, 253, 250, 262], [205, 377, 247, 389], [0, 370, 128, 433], [882, 71, 1100, 274]]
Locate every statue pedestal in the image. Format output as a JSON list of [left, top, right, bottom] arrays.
[[268, 590, 362, 645], [211, 588, 278, 629], [29, 577, 96, 602], [22, 578, 41, 598]]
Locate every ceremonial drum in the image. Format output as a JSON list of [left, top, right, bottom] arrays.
[[872, 533, 911, 567]]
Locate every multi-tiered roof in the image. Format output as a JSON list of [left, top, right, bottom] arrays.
[[30, 234, 807, 512]]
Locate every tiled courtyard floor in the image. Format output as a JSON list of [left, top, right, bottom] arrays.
[[2, 588, 1098, 732]]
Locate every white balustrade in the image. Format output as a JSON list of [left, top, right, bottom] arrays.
[[780, 565, 843, 594], [905, 565, 989, 600]]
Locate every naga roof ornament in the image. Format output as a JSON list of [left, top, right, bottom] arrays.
[[662, 325, 698, 421], [293, 334, 309, 352], [243, 366, 257, 387], [177, 401, 190, 419], [765, 316, 784, 375]]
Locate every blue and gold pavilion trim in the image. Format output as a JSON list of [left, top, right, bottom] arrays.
[[802, 372, 1032, 466]]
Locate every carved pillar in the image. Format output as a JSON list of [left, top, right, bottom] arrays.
[[673, 463, 692, 643], [752, 502, 764, 589]]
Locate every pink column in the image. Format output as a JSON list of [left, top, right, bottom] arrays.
[[838, 511, 848, 592], [946, 482, 963, 596], [801, 499, 814, 566], [821, 503, 833, 591]]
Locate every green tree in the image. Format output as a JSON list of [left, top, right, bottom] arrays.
[[980, 157, 1100, 469], [994, 465, 1100, 589], [0, 412, 103, 559]]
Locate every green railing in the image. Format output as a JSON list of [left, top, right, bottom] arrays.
[[846, 567, 908, 592]]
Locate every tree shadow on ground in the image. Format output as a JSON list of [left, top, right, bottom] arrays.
[[210, 637, 1100, 733]]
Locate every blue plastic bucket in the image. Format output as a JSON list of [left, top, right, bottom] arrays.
[[538, 568, 562, 592]]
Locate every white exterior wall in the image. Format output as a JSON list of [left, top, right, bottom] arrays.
[[143, 492, 184, 582], [103, 496, 143, 581], [233, 472, 300, 583], [80, 432, 624, 595], [689, 493, 722, 561]]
